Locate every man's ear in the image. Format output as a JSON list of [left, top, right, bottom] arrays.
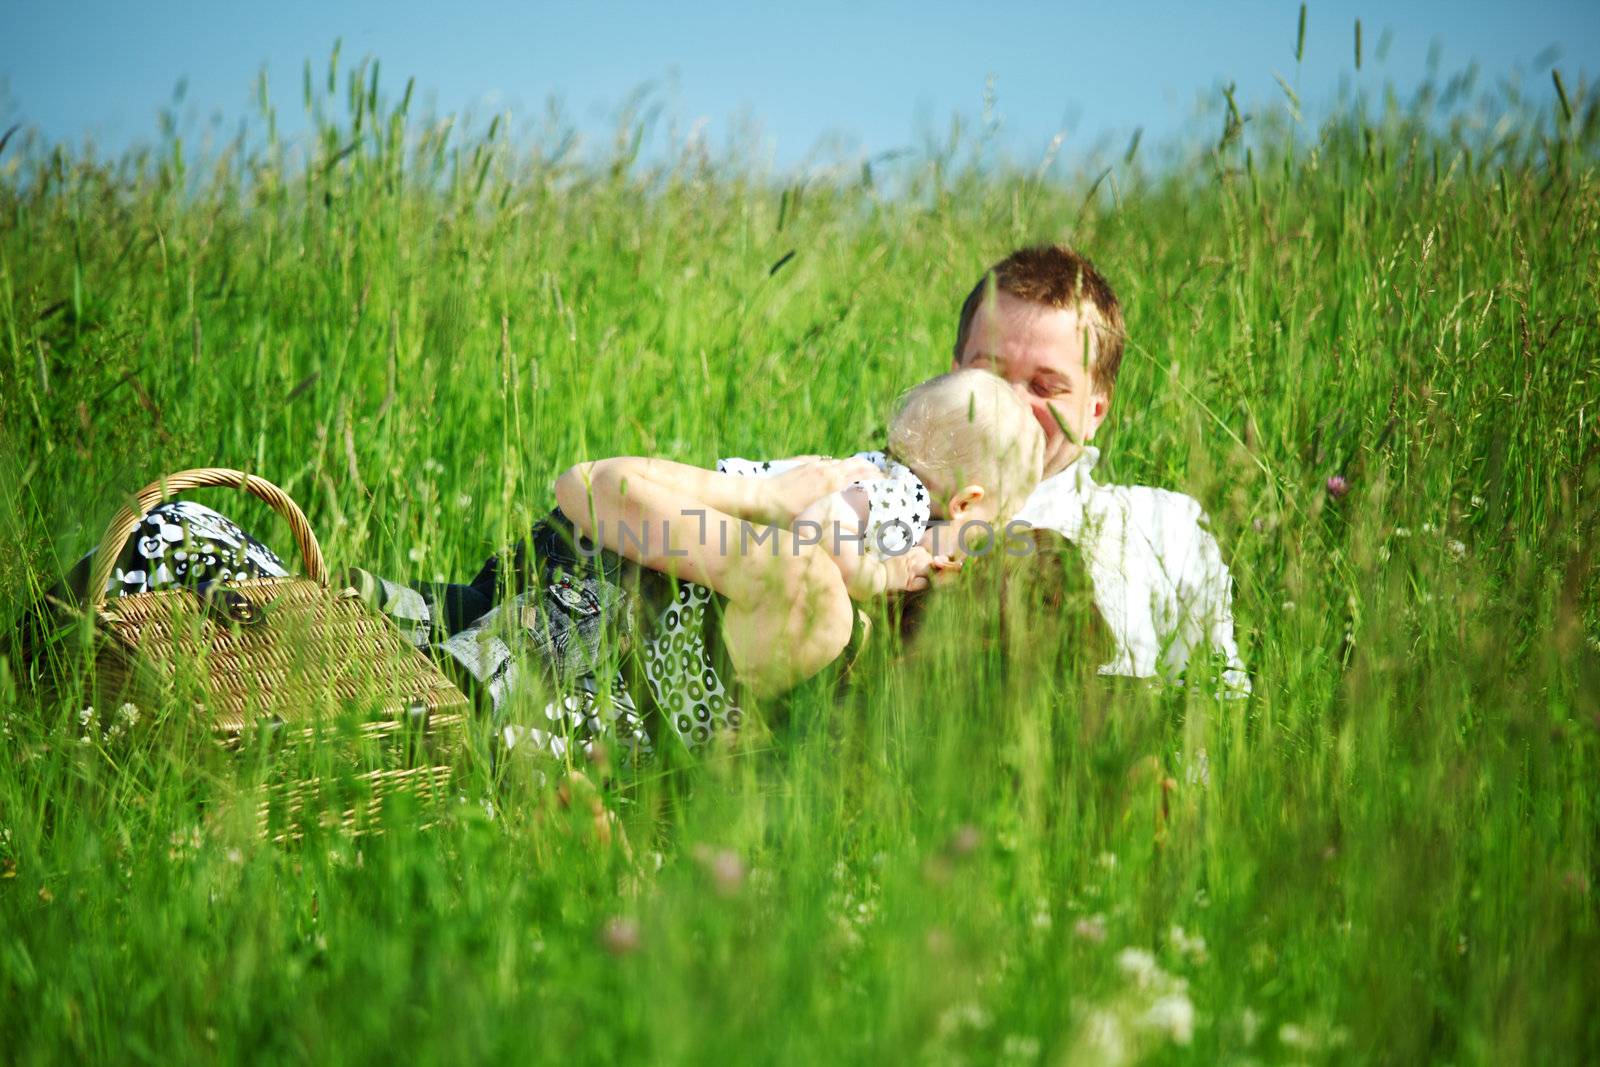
[[947, 484, 986, 518], [1085, 390, 1111, 438]]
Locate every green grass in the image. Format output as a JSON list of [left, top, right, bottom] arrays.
[[3, 39, 1600, 1065]]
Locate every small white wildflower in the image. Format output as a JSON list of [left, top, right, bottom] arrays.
[[1393, 526, 1412, 538], [116, 703, 140, 727], [422, 457, 444, 475], [408, 545, 427, 563], [1169, 924, 1208, 961], [1281, 600, 1296, 612], [77, 706, 96, 727], [937, 1001, 992, 1036], [1116, 947, 1162, 987], [1001, 1034, 1041, 1062], [1279, 1022, 1315, 1051], [226, 848, 244, 865], [106, 723, 125, 741], [1421, 521, 1436, 534], [1446, 538, 1466, 560], [1470, 494, 1485, 508], [1097, 851, 1118, 870], [456, 492, 473, 510], [1078, 1008, 1129, 1064], [1141, 991, 1195, 1045]]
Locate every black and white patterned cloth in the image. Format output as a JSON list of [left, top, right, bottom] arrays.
[[717, 450, 932, 557], [101, 500, 289, 596]]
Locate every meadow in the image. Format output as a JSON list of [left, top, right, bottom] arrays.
[[3, 31, 1599, 1065]]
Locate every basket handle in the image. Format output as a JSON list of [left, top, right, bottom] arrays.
[[88, 468, 328, 611]]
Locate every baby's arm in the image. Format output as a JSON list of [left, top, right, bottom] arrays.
[[796, 487, 931, 601]]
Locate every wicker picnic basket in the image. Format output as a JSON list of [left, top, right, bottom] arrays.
[[76, 467, 471, 836]]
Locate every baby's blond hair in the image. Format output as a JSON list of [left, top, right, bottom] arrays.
[[888, 370, 1045, 519]]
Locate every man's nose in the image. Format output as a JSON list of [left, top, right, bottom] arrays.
[[1027, 394, 1060, 438]]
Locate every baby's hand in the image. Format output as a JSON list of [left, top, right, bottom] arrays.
[[870, 545, 936, 597], [851, 543, 934, 601]]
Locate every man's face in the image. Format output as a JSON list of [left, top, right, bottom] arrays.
[[955, 290, 1110, 477]]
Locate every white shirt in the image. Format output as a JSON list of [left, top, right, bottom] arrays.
[[1014, 446, 1250, 694]]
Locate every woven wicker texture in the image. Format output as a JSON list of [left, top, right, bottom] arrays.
[[257, 765, 455, 842], [97, 576, 467, 735]]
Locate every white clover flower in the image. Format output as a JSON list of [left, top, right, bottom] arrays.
[[77, 706, 96, 727], [1279, 1022, 1315, 1050], [1141, 991, 1195, 1045], [936, 1001, 992, 1036], [116, 703, 141, 727], [1446, 538, 1467, 560], [1169, 924, 1208, 961], [1078, 1008, 1129, 1065], [1116, 947, 1162, 987], [1001, 1034, 1041, 1061]]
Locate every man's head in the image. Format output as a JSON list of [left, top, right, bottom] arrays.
[[952, 245, 1125, 477]]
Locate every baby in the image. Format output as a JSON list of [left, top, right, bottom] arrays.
[[726, 369, 1046, 601]]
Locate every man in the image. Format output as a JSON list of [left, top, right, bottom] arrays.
[[722, 244, 1247, 692], [952, 245, 1249, 693]]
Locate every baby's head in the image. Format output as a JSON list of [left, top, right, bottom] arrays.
[[888, 369, 1045, 527]]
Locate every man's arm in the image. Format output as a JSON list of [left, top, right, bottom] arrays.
[[1175, 509, 1251, 696]]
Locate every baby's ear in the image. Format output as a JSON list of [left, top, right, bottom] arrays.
[[947, 485, 987, 518]]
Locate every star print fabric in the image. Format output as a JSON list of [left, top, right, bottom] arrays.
[[716, 450, 932, 557]]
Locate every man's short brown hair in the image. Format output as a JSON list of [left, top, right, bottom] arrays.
[[953, 245, 1125, 394]]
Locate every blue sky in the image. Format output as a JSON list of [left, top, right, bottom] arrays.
[[6, 2, 1598, 170]]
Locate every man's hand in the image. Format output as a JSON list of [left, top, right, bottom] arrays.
[[759, 457, 883, 528]]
